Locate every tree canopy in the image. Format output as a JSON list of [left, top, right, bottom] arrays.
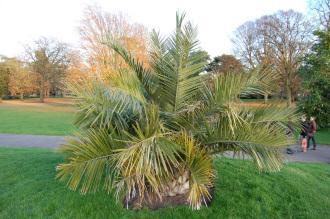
[[299, 29, 330, 128]]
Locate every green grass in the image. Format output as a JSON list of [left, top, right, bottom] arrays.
[[317, 128, 330, 145], [0, 102, 76, 136], [1, 147, 329, 218]]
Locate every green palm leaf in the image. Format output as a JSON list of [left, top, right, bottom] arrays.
[[56, 129, 122, 194]]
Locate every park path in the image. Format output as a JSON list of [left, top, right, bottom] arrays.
[[284, 145, 330, 163], [0, 133, 67, 148], [0, 133, 329, 164]]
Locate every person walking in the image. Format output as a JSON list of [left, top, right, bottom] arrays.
[[300, 115, 309, 152], [307, 116, 317, 150]]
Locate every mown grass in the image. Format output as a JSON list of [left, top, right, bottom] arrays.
[[317, 128, 330, 145], [0, 100, 76, 135], [1, 147, 329, 218]]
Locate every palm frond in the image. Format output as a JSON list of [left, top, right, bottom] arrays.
[[69, 79, 144, 131], [106, 41, 156, 98], [151, 12, 207, 112], [174, 131, 214, 210], [203, 116, 292, 171], [114, 105, 183, 202], [56, 129, 122, 194]]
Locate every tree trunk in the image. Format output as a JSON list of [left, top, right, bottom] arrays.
[[286, 84, 292, 107], [46, 88, 50, 98], [40, 77, 45, 103], [264, 93, 268, 104], [124, 170, 190, 210], [20, 93, 24, 100]]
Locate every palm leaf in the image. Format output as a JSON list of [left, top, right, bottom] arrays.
[[56, 129, 122, 194], [106, 41, 156, 98], [174, 131, 214, 210]]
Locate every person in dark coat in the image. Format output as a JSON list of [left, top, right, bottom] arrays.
[[299, 115, 309, 152], [300, 115, 309, 139], [307, 116, 317, 150]]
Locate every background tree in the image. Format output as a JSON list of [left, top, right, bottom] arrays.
[[206, 54, 244, 74], [79, 5, 149, 80], [233, 10, 313, 106], [0, 56, 10, 101], [232, 20, 278, 102], [299, 29, 330, 128], [232, 21, 257, 69], [25, 37, 70, 102], [311, 0, 330, 30], [64, 51, 89, 95], [6, 58, 37, 100]]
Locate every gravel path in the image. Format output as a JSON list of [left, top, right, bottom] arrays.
[[0, 133, 329, 163], [0, 133, 67, 148], [284, 145, 330, 163]]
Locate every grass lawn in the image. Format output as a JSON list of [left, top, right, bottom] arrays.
[[0, 99, 76, 135], [317, 128, 330, 145], [1, 147, 329, 218]]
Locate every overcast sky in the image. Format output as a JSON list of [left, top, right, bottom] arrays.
[[0, 0, 309, 58]]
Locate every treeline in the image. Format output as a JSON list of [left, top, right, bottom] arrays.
[[0, 1, 329, 126], [0, 38, 86, 102]]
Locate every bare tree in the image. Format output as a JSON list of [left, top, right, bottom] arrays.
[[233, 10, 313, 106], [232, 21, 260, 69], [78, 5, 149, 80], [311, 0, 330, 29], [25, 37, 70, 102]]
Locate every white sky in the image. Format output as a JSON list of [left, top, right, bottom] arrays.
[[0, 0, 308, 58]]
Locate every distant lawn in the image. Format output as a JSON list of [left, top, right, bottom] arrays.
[[1, 147, 329, 218], [0, 99, 76, 136], [317, 128, 330, 145]]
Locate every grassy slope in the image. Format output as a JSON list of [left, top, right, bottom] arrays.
[[1, 147, 329, 218], [0, 101, 76, 136]]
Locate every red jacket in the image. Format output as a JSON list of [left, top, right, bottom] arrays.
[[310, 120, 317, 133]]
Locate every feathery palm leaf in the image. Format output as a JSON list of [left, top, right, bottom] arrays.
[[151, 12, 208, 112], [70, 79, 144, 130], [107, 41, 156, 98], [56, 129, 122, 194]]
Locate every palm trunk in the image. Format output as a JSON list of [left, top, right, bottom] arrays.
[[124, 171, 190, 210], [163, 171, 190, 197]]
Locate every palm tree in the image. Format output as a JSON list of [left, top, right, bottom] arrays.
[[56, 12, 297, 210]]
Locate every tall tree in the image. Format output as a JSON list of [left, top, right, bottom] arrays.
[[0, 57, 10, 101], [6, 58, 37, 100], [232, 21, 260, 69], [25, 37, 70, 102], [233, 10, 313, 106], [64, 51, 88, 95], [311, 0, 330, 30], [299, 29, 330, 128], [79, 5, 149, 80]]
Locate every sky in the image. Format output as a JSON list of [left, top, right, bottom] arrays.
[[0, 0, 309, 58]]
